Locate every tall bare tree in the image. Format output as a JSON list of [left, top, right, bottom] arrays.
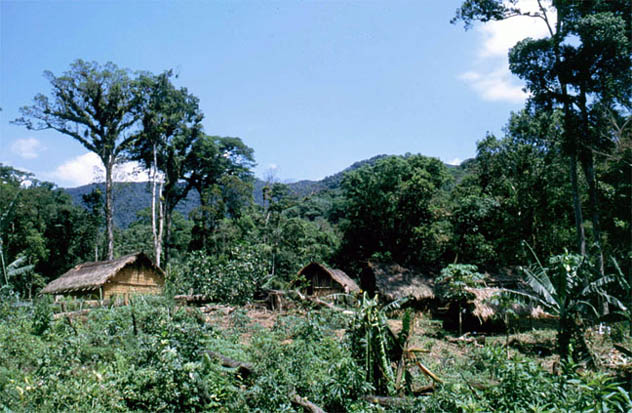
[[14, 60, 144, 260], [131, 71, 204, 265]]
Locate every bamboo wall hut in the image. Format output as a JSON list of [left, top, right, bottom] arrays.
[[41, 252, 164, 301], [360, 262, 435, 305], [298, 262, 360, 297]]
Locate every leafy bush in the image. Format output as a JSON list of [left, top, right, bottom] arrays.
[[31, 295, 52, 336], [1, 296, 630, 412], [0, 296, 243, 412], [424, 345, 632, 412], [168, 245, 267, 304], [436, 264, 485, 334], [435, 264, 485, 302], [245, 314, 371, 412]]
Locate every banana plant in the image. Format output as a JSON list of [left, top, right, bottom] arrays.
[[611, 258, 632, 337], [0, 192, 19, 287], [348, 292, 406, 395], [514, 250, 626, 360]]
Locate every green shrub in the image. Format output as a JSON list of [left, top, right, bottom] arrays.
[[31, 295, 52, 336], [245, 315, 371, 412], [168, 245, 267, 305], [423, 344, 632, 412], [1, 294, 629, 412]]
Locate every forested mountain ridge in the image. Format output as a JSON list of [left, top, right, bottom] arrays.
[[66, 154, 465, 227], [65, 182, 200, 228]]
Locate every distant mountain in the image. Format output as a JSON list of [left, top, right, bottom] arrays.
[[64, 154, 466, 227], [253, 154, 391, 203], [65, 182, 200, 228]]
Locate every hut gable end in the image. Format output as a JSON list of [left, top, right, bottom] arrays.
[[298, 262, 359, 297], [41, 253, 164, 298]]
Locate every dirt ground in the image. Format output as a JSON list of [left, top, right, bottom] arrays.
[[196, 302, 630, 379]]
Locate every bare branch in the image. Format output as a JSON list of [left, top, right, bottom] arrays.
[[536, 0, 555, 37]]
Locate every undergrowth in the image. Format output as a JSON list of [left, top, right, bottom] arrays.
[[0, 296, 630, 412]]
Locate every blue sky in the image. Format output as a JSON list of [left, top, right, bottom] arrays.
[[1, 0, 552, 187]]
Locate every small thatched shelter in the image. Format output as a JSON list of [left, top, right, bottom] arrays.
[[298, 262, 360, 297], [484, 268, 528, 290], [465, 287, 553, 323], [360, 262, 435, 304], [41, 252, 164, 300]]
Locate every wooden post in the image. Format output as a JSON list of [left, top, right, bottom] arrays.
[[458, 302, 463, 337]]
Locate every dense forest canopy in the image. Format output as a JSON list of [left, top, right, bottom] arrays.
[[2, 99, 630, 297]]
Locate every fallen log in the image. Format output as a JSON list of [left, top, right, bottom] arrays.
[[447, 333, 485, 346], [363, 395, 409, 407], [412, 383, 435, 395], [200, 304, 235, 314], [291, 392, 327, 413], [173, 294, 211, 304], [53, 308, 92, 320], [614, 344, 632, 358], [416, 360, 443, 384], [410, 354, 443, 384], [205, 351, 254, 377], [293, 290, 354, 315]]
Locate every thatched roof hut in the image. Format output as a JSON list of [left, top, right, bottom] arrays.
[[484, 268, 527, 289], [361, 262, 435, 303], [41, 252, 164, 299], [298, 262, 360, 297], [465, 287, 553, 322]]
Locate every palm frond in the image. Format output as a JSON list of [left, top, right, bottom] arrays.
[[523, 241, 545, 270], [500, 288, 557, 313], [611, 257, 630, 292], [0, 192, 20, 232], [580, 275, 616, 298], [602, 294, 627, 312], [523, 268, 558, 308], [382, 296, 409, 313], [6, 255, 34, 279], [575, 299, 599, 317], [7, 264, 34, 278], [7, 255, 27, 270]]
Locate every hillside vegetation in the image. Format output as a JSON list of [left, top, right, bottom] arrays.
[[64, 154, 396, 228]]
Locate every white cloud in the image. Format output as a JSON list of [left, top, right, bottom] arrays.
[[112, 161, 152, 183], [51, 152, 103, 186], [11, 137, 45, 159], [446, 158, 462, 166], [267, 163, 278, 170], [477, 1, 554, 58], [460, 68, 527, 103], [459, 0, 556, 103], [50, 152, 151, 187]]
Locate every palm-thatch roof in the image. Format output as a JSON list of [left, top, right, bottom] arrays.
[[465, 287, 553, 322], [298, 262, 360, 293], [484, 267, 526, 289], [41, 252, 163, 295], [362, 262, 435, 302]]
